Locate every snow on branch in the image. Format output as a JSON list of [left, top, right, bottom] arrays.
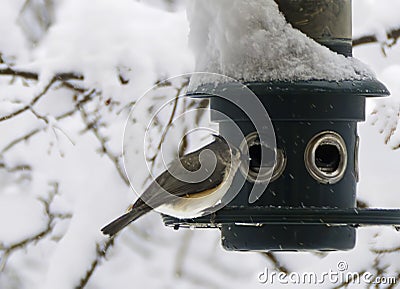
[[0, 182, 71, 272], [78, 91, 130, 186], [0, 90, 92, 154], [261, 252, 290, 274], [0, 1, 399, 288], [353, 27, 400, 54], [0, 67, 83, 82], [75, 238, 114, 289], [0, 67, 84, 122]]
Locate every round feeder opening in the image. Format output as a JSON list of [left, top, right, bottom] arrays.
[[240, 132, 286, 183], [315, 144, 341, 173], [305, 131, 347, 184]]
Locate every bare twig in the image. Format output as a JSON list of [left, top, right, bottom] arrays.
[[0, 91, 93, 155], [0, 182, 70, 271], [139, 79, 191, 186], [0, 67, 86, 123], [61, 81, 86, 93], [174, 231, 194, 277], [0, 67, 39, 80], [0, 78, 56, 122], [1, 128, 40, 155], [353, 27, 400, 52], [261, 252, 290, 274], [78, 97, 129, 185], [75, 238, 114, 289], [372, 246, 400, 254], [147, 79, 189, 165], [0, 162, 31, 173], [178, 271, 221, 289], [0, 67, 83, 82]]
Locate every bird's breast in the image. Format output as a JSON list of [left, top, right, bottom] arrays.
[[158, 159, 240, 219]]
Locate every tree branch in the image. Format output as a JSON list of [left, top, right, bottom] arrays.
[[0, 67, 39, 80], [0, 162, 31, 173], [0, 67, 83, 82], [0, 67, 85, 123], [0, 90, 93, 154], [261, 252, 290, 274], [75, 238, 114, 289], [0, 78, 56, 122], [372, 245, 400, 254], [174, 231, 194, 278], [353, 27, 400, 48], [147, 79, 189, 165], [78, 97, 130, 186], [0, 182, 71, 271]]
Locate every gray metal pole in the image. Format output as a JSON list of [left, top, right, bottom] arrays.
[[275, 0, 352, 56]]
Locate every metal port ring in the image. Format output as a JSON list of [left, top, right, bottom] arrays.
[[304, 131, 347, 184], [239, 132, 286, 183]]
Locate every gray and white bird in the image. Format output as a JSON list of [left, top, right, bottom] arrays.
[[101, 135, 242, 236]]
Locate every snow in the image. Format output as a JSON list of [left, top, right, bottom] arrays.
[[0, 0, 400, 289], [368, 65, 400, 148], [27, 0, 193, 99], [353, 0, 400, 41], [0, 1, 193, 288], [187, 0, 373, 82], [0, 193, 45, 245], [0, 0, 29, 62]]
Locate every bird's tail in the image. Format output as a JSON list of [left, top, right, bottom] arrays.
[[101, 205, 150, 236]]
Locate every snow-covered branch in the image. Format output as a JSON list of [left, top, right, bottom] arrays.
[[75, 238, 114, 289], [0, 182, 71, 272], [353, 27, 400, 48], [353, 27, 400, 57], [78, 93, 129, 186], [0, 1, 399, 288]]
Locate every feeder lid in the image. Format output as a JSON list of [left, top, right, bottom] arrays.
[[187, 78, 389, 122], [247, 79, 390, 98], [188, 78, 390, 98]]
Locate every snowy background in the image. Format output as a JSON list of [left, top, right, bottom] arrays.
[[0, 0, 399, 288]]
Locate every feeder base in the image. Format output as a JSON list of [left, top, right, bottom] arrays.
[[221, 224, 355, 251]]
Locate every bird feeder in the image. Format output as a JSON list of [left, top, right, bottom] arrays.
[[163, 0, 400, 251]]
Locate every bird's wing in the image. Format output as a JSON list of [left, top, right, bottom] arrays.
[[140, 152, 228, 208]]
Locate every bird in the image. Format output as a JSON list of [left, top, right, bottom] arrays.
[[101, 134, 243, 236]]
